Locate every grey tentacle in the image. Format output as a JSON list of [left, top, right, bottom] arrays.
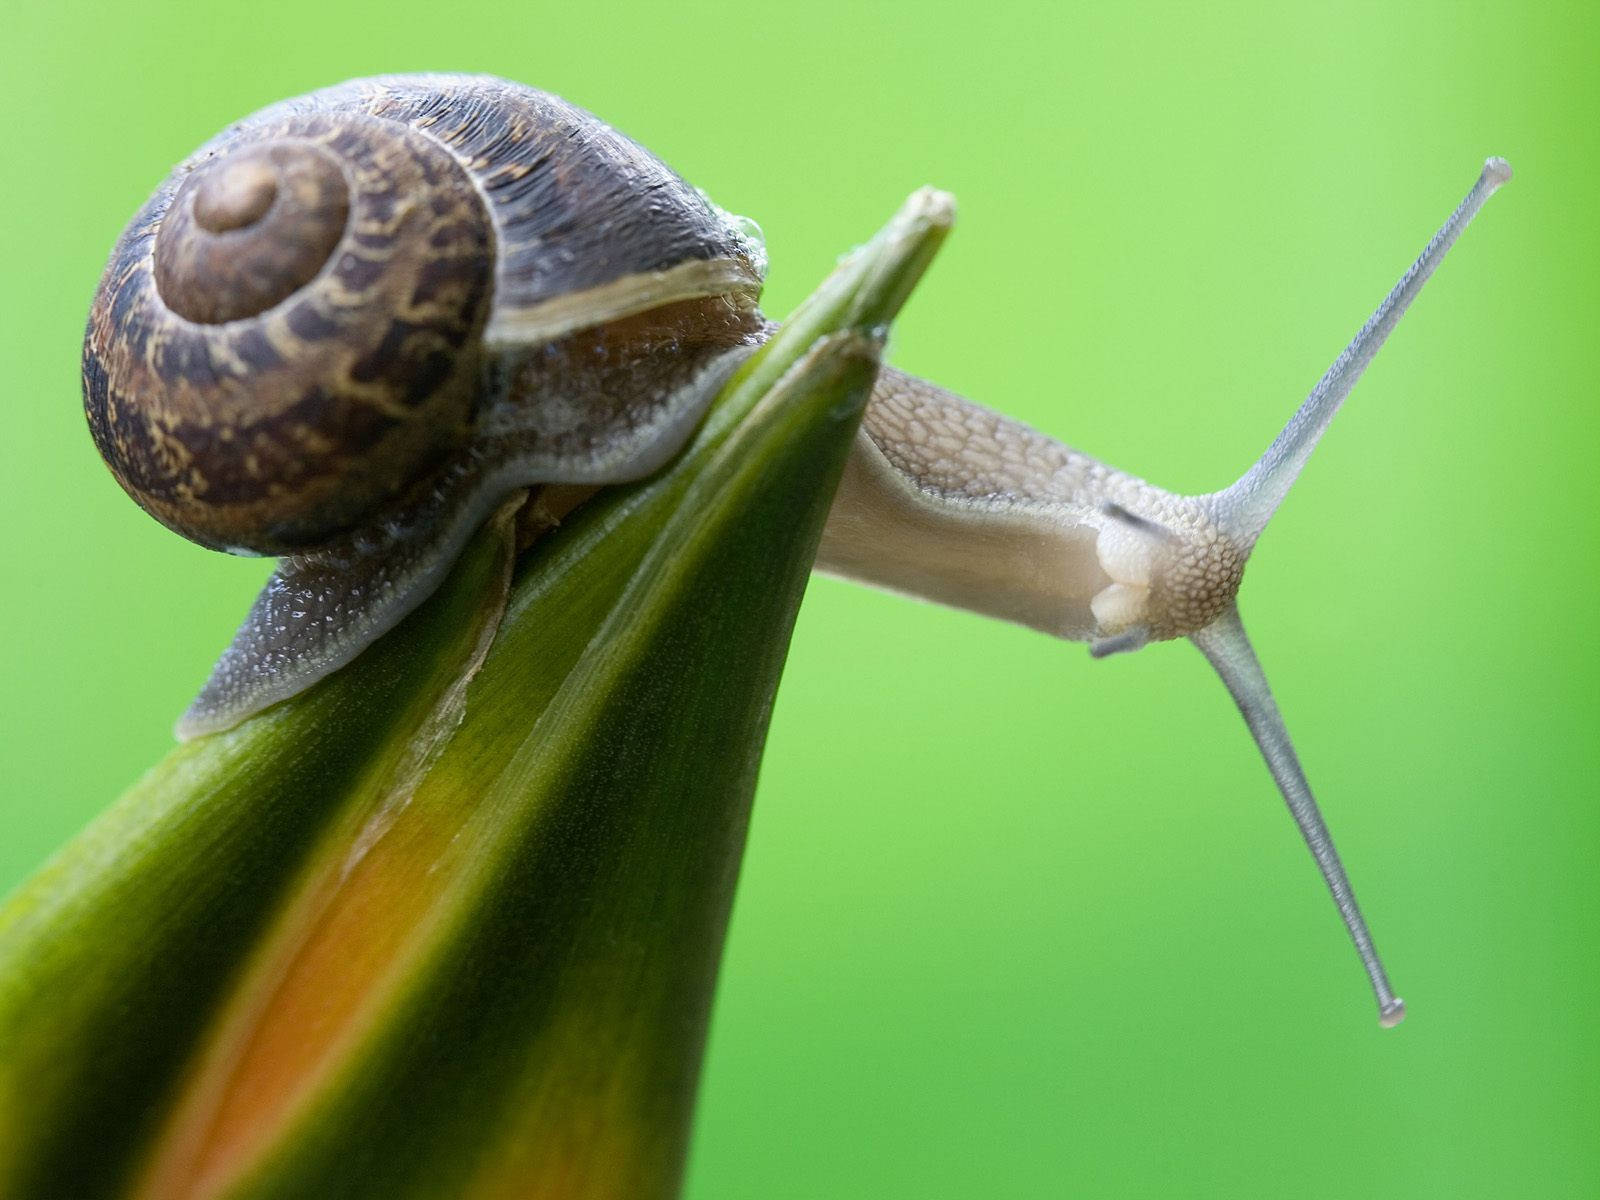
[[1190, 606, 1405, 1027]]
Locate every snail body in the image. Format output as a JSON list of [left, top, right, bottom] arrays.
[[84, 74, 1512, 1026]]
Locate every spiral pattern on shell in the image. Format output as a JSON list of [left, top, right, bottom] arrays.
[[84, 108, 494, 553], [83, 75, 765, 555], [154, 142, 352, 325]]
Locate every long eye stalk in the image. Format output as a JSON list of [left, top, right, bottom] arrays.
[[1210, 157, 1511, 546], [1191, 609, 1405, 1026], [1190, 156, 1511, 1026]]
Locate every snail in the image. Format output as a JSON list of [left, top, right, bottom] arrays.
[[83, 73, 1511, 1027]]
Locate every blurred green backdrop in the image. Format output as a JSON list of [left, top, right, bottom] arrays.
[[3, 0, 1596, 1196]]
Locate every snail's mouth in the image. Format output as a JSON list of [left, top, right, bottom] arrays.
[[1090, 579, 1151, 635], [1087, 499, 1248, 647], [1090, 513, 1158, 637]]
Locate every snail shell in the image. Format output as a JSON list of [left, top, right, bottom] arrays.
[[84, 75, 768, 732]]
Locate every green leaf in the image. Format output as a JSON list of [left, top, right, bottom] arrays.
[[0, 190, 953, 1200]]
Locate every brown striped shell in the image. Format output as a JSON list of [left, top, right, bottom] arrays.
[[84, 74, 766, 555], [84, 75, 770, 736]]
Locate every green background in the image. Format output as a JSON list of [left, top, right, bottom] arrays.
[[3, 1, 1595, 1195]]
